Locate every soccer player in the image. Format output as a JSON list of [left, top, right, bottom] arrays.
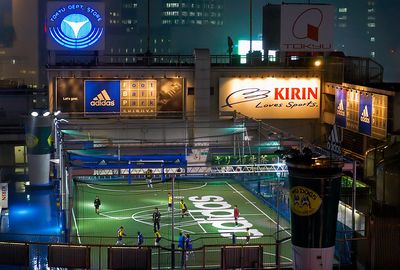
[[168, 192, 172, 212], [185, 233, 193, 261], [153, 207, 161, 231], [154, 230, 162, 246], [137, 231, 144, 246], [178, 232, 185, 249], [116, 226, 126, 245], [145, 168, 153, 188], [180, 199, 188, 218], [245, 227, 251, 244], [94, 196, 101, 214], [233, 205, 240, 225]]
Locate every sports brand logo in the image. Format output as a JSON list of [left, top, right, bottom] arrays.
[[47, 2, 104, 49], [360, 105, 370, 124], [327, 124, 341, 154], [91, 89, 115, 106], [335, 87, 347, 128], [358, 93, 372, 136], [85, 81, 120, 113], [337, 99, 345, 116]]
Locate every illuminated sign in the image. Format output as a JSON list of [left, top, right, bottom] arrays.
[[56, 78, 183, 117], [47, 2, 105, 50], [334, 86, 388, 140], [290, 186, 322, 216], [358, 93, 372, 136], [0, 183, 8, 209], [335, 87, 347, 127], [280, 5, 334, 51], [219, 77, 321, 119], [84, 81, 120, 113]]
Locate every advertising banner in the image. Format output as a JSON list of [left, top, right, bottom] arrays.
[[280, 5, 334, 51], [56, 78, 85, 113], [335, 87, 347, 128], [358, 93, 372, 136], [56, 78, 184, 116], [26, 126, 53, 155], [0, 183, 8, 209], [219, 77, 320, 119], [85, 80, 120, 114], [47, 2, 105, 50]]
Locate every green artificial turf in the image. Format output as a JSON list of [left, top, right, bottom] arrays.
[[71, 179, 293, 269]]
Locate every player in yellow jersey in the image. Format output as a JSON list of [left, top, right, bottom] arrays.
[[168, 192, 172, 212], [180, 199, 188, 218]]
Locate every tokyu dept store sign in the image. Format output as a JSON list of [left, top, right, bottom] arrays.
[[219, 77, 320, 119]]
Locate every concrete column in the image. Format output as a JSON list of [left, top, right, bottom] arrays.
[[194, 49, 211, 119], [192, 49, 211, 166], [25, 116, 53, 186]]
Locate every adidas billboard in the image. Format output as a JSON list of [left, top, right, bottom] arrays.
[[358, 93, 372, 136], [360, 105, 370, 124], [335, 88, 347, 128], [85, 81, 120, 113]]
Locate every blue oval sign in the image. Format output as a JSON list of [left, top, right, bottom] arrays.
[[47, 3, 104, 49]]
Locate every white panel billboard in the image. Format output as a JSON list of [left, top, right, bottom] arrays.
[[280, 5, 334, 51], [219, 77, 321, 119], [0, 183, 8, 209]]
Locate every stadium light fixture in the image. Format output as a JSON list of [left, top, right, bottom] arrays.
[[314, 59, 322, 67], [43, 111, 51, 117], [31, 111, 39, 117], [54, 110, 61, 116]]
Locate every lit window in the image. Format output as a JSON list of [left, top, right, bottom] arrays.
[[370, 37, 375, 42], [371, 51, 375, 57], [367, 23, 376, 27], [338, 8, 347, 13]]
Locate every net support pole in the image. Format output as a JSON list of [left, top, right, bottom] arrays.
[[171, 173, 175, 269], [128, 161, 132, 184]]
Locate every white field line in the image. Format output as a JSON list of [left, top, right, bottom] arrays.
[[71, 207, 81, 244], [188, 210, 207, 233], [226, 182, 291, 237], [102, 204, 164, 214], [87, 183, 207, 193]]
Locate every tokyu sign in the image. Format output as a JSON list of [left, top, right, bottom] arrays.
[[219, 77, 320, 119]]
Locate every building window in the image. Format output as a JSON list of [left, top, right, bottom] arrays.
[[338, 7, 347, 13], [188, 87, 194, 95], [370, 37, 375, 42], [371, 51, 375, 58], [367, 22, 376, 28]]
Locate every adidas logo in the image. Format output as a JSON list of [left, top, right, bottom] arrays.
[[337, 99, 345, 116], [360, 105, 370, 124], [327, 124, 341, 154], [90, 89, 115, 106]]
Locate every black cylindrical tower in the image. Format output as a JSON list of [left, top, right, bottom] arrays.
[[286, 153, 343, 270]]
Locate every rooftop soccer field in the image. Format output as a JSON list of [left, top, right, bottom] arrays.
[[72, 178, 293, 268]]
